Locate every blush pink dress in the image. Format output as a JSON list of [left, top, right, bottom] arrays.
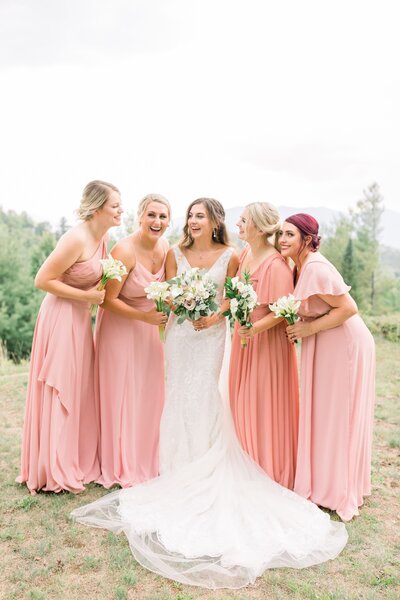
[[229, 249, 299, 489], [293, 252, 375, 521], [95, 256, 166, 489], [17, 239, 106, 493]]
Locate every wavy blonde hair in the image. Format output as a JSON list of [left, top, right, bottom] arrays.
[[137, 193, 171, 222], [246, 202, 281, 249], [76, 180, 120, 221]]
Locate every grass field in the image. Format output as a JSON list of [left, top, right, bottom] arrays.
[[0, 336, 399, 600]]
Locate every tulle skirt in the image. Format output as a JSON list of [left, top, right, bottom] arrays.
[[71, 322, 347, 589]]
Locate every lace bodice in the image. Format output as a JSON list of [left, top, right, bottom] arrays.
[[173, 246, 234, 305], [159, 245, 234, 473]]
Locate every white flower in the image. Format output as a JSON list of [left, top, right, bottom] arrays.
[[269, 294, 300, 323], [230, 276, 239, 289], [99, 254, 128, 282], [230, 298, 239, 316], [171, 286, 183, 299], [183, 298, 196, 310], [144, 281, 170, 301]]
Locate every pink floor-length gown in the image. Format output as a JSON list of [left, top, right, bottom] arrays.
[[17, 239, 106, 493], [95, 257, 166, 489], [293, 252, 375, 521], [229, 250, 299, 489]]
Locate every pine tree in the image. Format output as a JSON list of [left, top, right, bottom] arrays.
[[341, 237, 359, 305], [353, 183, 384, 313]]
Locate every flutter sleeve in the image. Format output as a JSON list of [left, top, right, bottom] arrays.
[[257, 255, 294, 305], [294, 257, 351, 301]]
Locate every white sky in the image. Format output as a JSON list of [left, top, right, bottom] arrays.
[[0, 0, 399, 226]]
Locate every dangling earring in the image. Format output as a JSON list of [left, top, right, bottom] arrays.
[[212, 228, 217, 240]]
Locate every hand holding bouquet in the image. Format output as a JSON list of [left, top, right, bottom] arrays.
[[223, 272, 258, 347], [144, 281, 171, 342], [168, 268, 218, 325], [91, 254, 128, 315], [269, 294, 301, 342]]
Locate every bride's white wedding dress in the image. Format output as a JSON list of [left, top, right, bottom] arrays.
[[71, 246, 348, 590]]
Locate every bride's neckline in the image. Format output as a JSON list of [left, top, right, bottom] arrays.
[[179, 246, 231, 271]]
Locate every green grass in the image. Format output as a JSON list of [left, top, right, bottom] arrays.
[[0, 336, 399, 599]]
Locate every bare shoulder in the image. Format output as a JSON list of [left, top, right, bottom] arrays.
[[227, 248, 240, 277], [165, 246, 178, 279], [110, 236, 136, 270], [166, 246, 177, 266], [228, 248, 240, 264], [52, 225, 85, 257]]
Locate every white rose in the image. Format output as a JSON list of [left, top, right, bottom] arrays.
[[184, 298, 196, 310]]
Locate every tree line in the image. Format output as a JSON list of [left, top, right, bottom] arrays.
[[0, 183, 399, 361]]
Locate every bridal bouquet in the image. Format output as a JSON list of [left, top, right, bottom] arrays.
[[91, 254, 128, 315], [168, 268, 218, 324], [144, 281, 171, 342], [223, 272, 258, 347], [269, 294, 301, 342]]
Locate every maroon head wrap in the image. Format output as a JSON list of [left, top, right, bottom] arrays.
[[285, 213, 321, 252]]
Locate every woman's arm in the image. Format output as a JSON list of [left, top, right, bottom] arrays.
[[102, 241, 167, 326], [286, 292, 358, 340], [165, 247, 177, 280], [34, 229, 105, 305], [238, 313, 284, 339]]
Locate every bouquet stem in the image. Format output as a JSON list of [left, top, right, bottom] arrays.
[[90, 283, 105, 316], [159, 324, 166, 343]]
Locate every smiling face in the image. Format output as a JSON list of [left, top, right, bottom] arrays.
[[278, 221, 304, 260], [97, 190, 123, 228], [236, 208, 260, 243], [186, 202, 213, 241], [139, 201, 170, 238]]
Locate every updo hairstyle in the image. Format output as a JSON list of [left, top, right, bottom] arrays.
[[77, 180, 120, 221], [246, 202, 281, 249], [285, 213, 321, 252]]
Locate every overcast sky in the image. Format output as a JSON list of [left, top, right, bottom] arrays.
[[0, 0, 398, 226]]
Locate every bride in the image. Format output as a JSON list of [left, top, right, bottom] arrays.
[[71, 198, 348, 590]]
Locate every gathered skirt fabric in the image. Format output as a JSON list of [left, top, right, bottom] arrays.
[[17, 294, 100, 493]]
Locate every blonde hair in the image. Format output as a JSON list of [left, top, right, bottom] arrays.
[[180, 198, 230, 248], [77, 180, 120, 221], [246, 202, 281, 249], [137, 193, 171, 221]]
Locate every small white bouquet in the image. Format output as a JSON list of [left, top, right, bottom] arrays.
[[144, 281, 171, 342], [91, 254, 128, 315], [223, 272, 258, 347], [168, 267, 218, 324], [269, 294, 301, 341]]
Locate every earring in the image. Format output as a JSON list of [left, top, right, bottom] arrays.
[[212, 228, 217, 240]]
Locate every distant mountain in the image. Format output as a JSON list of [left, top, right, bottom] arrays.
[[172, 206, 400, 249]]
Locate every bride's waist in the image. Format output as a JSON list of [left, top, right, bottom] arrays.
[[167, 315, 227, 336]]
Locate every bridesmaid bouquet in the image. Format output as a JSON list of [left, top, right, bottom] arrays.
[[91, 254, 128, 315], [144, 281, 171, 342], [223, 272, 258, 348], [269, 294, 301, 341], [168, 268, 218, 325]]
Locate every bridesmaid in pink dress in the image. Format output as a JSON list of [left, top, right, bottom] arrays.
[[282, 213, 375, 521], [229, 203, 299, 489], [17, 180, 123, 494], [95, 194, 170, 488]]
